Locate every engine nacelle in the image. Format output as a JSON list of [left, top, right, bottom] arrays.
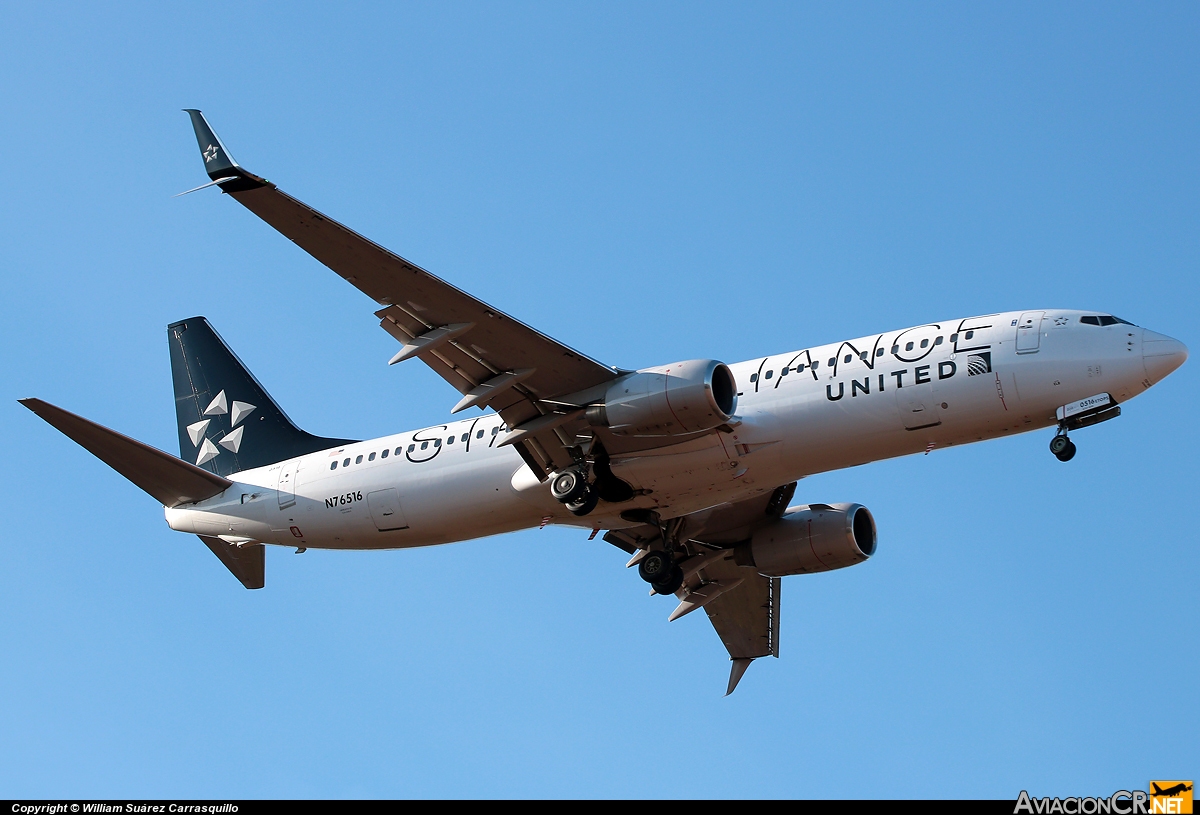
[[736, 503, 877, 577], [585, 359, 737, 437]]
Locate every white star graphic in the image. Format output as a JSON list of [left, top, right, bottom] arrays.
[[203, 144, 218, 163]]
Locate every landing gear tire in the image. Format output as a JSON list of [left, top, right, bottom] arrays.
[[638, 550, 675, 584], [652, 566, 685, 596], [566, 489, 599, 517], [1050, 434, 1076, 461], [550, 469, 588, 504]]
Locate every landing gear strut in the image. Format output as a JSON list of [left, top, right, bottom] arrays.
[[1049, 432, 1076, 462]]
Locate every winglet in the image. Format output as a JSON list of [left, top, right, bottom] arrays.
[[184, 109, 240, 179], [725, 658, 754, 696], [181, 110, 271, 191]]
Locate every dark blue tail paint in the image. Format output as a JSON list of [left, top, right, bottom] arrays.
[[168, 317, 355, 477]]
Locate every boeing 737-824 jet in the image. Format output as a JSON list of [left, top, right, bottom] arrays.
[[20, 111, 1189, 693]]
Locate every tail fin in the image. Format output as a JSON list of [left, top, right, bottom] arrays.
[[169, 317, 354, 477]]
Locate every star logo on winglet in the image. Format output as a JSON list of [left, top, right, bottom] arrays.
[[203, 144, 219, 163]]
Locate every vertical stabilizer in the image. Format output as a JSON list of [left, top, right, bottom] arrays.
[[169, 317, 354, 476]]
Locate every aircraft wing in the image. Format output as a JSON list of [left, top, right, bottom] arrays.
[[605, 482, 794, 693], [184, 110, 620, 476], [701, 564, 780, 694]]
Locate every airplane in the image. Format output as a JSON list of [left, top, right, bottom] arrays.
[[1151, 783, 1193, 798], [20, 110, 1189, 694]]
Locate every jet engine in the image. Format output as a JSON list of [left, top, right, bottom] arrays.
[[585, 359, 737, 437], [735, 503, 876, 576]]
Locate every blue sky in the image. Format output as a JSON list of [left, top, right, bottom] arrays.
[[1, 1, 1196, 799]]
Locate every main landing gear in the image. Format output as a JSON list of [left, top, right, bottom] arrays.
[[637, 549, 684, 595], [1049, 432, 1076, 462], [550, 467, 599, 516], [548, 445, 634, 517]]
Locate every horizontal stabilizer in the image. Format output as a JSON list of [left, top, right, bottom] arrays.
[[19, 398, 231, 507], [198, 536, 264, 589]]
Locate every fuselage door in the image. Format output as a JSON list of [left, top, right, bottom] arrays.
[[1016, 311, 1044, 354], [897, 382, 942, 430], [277, 458, 299, 509], [367, 488, 410, 531]]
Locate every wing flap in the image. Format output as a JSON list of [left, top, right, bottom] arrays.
[[699, 557, 780, 660]]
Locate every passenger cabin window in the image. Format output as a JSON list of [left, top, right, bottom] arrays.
[[827, 358, 835, 366], [492, 427, 499, 435], [920, 339, 929, 348], [905, 342, 914, 351], [461, 433, 468, 442], [381, 449, 389, 459], [780, 367, 788, 376], [876, 348, 884, 357], [859, 352, 868, 360], [796, 363, 806, 372], [934, 336, 943, 345], [447, 435, 454, 444], [421, 441, 429, 450], [368, 452, 376, 461], [343, 458, 350, 467], [844, 354, 852, 363], [476, 430, 485, 439], [407, 444, 415, 453], [396, 447, 404, 455], [749, 373, 758, 382], [811, 360, 819, 370], [765, 370, 773, 380], [434, 439, 441, 448], [891, 345, 899, 354], [355, 455, 363, 464], [950, 333, 958, 342], [330, 461, 338, 470], [965, 330, 974, 340]]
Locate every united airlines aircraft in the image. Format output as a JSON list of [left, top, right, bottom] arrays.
[[21, 111, 1188, 693]]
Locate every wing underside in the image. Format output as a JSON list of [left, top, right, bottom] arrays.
[[184, 108, 620, 477]]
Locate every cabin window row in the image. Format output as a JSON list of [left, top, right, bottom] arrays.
[[748, 331, 976, 382], [328, 426, 502, 469]]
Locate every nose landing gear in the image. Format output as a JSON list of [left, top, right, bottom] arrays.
[[1049, 432, 1076, 462]]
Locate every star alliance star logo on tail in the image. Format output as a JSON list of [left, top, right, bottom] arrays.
[[203, 144, 218, 163], [186, 389, 256, 465]]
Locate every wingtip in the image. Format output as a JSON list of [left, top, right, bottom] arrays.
[[725, 658, 754, 696]]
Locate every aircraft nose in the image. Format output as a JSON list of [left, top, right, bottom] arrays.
[[1142, 329, 1188, 383]]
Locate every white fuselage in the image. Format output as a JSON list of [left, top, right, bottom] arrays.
[[164, 309, 1178, 549]]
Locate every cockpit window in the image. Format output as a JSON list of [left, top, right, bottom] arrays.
[[1081, 315, 1135, 327]]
